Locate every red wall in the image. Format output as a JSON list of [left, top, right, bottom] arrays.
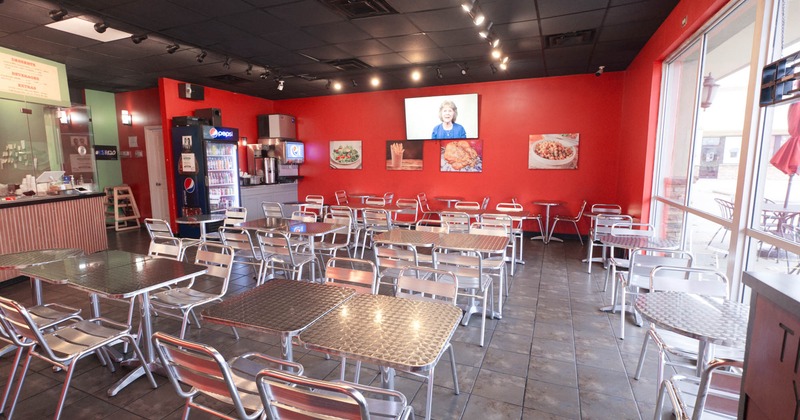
[[617, 0, 730, 221], [158, 78, 276, 225], [275, 74, 625, 234], [116, 87, 161, 220]]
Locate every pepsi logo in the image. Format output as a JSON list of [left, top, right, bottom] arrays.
[[183, 177, 196, 193], [208, 127, 217, 136]]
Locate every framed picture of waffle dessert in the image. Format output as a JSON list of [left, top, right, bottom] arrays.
[[528, 133, 579, 170], [440, 139, 482, 172]]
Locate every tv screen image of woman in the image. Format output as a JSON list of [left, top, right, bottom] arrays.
[[432, 100, 467, 139], [404, 93, 478, 140]]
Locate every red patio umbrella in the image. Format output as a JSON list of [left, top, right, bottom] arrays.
[[770, 102, 800, 206]]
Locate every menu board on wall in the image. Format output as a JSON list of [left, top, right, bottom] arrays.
[[0, 46, 70, 107]]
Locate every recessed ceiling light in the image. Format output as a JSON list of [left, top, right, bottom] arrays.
[[411, 70, 421, 81], [370, 76, 380, 87], [491, 48, 501, 59], [473, 14, 485, 25], [46, 17, 131, 42], [333, 81, 342, 91]]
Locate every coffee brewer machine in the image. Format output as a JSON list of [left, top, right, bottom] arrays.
[[247, 144, 278, 184]]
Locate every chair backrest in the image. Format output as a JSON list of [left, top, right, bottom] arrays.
[[383, 192, 394, 204], [0, 296, 48, 354], [454, 201, 480, 210], [415, 219, 450, 233], [362, 208, 391, 230], [328, 205, 353, 218], [325, 257, 378, 294], [714, 198, 734, 220], [440, 211, 470, 233], [257, 369, 371, 420], [417, 193, 431, 212], [335, 190, 349, 205], [262, 201, 285, 219], [649, 265, 730, 298], [480, 213, 515, 230], [574, 200, 588, 219], [396, 266, 458, 303], [593, 214, 633, 240], [148, 235, 184, 260], [610, 222, 655, 238], [305, 195, 324, 205], [626, 247, 694, 289], [256, 229, 300, 266], [152, 332, 303, 420], [374, 242, 419, 272], [432, 246, 485, 289], [591, 203, 622, 215], [469, 221, 510, 239], [219, 227, 259, 256], [495, 202, 523, 212], [291, 210, 318, 222], [224, 207, 247, 226], [365, 196, 386, 207], [302, 195, 325, 219], [145, 218, 174, 239], [322, 213, 353, 245], [194, 242, 235, 295], [481, 196, 490, 210]]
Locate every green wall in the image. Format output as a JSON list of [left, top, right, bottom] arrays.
[[84, 90, 122, 190]]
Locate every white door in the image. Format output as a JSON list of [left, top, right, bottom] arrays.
[[145, 126, 170, 221]]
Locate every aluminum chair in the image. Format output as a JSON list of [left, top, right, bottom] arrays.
[[587, 214, 633, 275], [454, 200, 480, 210], [548, 200, 587, 245], [417, 192, 435, 218], [433, 246, 494, 346], [440, 211, 470, 233], [373, 242, 419, 291], [481, 196, 490, 210], [219, 226, 263, 280], [634, 267, 741, 394], [469, 221, 510, 306], [256, 229, 321, 282], [494, 203, 540, 264], [144, 218, 200, 260], [204, 207, 247, 241], [149, 242, 239, 339], [383, 192, 394, 204], [291, 210, 318, 222], [300, 194, 325, 220], [365, 196, 386, 207], [335, 190, 349, 205], [591, 203, 622, 215], [604, 221, 656, 294], [329, 205, 362, 253], [0, 296, 156, 420], [152, 332, 303, 420], [392, 198, 419, 229], [395, 266, 460, 418], [261, 201, 285, 219], [314, 213, 354, 264], [360, 208, 392, 258], [654, 358, 743, 420], [257, 368, 413, 420], [414, 219, 449, 265]]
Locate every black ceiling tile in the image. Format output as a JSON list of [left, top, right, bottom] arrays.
[[598, 18, 661, 42], [378, 33, 437, 51], [0, 0, 54, 24], [281, 61, 339, 75], [398, 48, 449, 64], [426, 28, 483, 48], [218, 10, 295, 36], [263, 30, 326, 51], [162, 23, 256, 48], [593, 39, 645, 62], [252, 50, 312, 67], [539, 10, 605, 35], [81, 40, 162, 59], [61, 0, 138, 13], [166, 0, 254, 17], [335, 39, 392, 56], [546, 65, 590, 76], [609, 0, 642, 5], [495, 20, 539, 39], [536, 0, 608, 18], [23, 26, 101, 48], [104, 0, 209, 32], [480, 0, 538, 24], [352, 14, 422, 38], [80, 64, 141, 77], [214, 41, 283, 61], [0, 33, 72, 57], [406, 8, 474, 32], [605, 1, 676, 26], [0, 15, 39, 33], [302, 21, 371, 44], [543, 44, 593, 68], [385, 0, 462, 14], [296, 45, 351, 61], [266, 0, 344, 27], [503, 37, 542, 53], [444, 43, 492, 61], [358, 52, 410, 67]]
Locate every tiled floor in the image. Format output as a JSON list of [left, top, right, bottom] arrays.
[[0, 229, 677, 419]]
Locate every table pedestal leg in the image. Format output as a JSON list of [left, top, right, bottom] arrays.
[[110, 291, 160, 395], [281, 335, 294, 362]]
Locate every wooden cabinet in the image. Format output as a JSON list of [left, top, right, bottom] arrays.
[[240, 183, 298, 221], [740, 272, 800, 419]]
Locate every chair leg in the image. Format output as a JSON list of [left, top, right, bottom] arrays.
[[6, 349, 34, 420], [179, 311, 191, 339], [425, 370, 435, 420], [230, 326, 240, 340], [587, 241, 595, 274], [619, 287, 626, 340], [571, 221, 583, 245], [447, 344, 459, 395], [653, 379, 670, 420], [0, 347, 24, 414], [548, 220, 559, 244], [54, 360, 80, 419], [479, 289, 487, 347], [634, 331, 651, 380]]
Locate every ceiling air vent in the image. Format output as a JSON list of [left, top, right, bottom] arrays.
[[545, 29, 596, 48], [319, 0, 398, 18], [325, 58, 372, 71], [209, 74, 250, 84]]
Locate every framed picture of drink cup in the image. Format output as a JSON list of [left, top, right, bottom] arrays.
[[385, 140, 423, 171]]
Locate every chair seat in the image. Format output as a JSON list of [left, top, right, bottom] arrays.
[[151, 287, 219, 308], [28, 303, 82, 329], [268, 252, 317, 266], [42, 318, 132, 359], [654, 328, 745, 362]]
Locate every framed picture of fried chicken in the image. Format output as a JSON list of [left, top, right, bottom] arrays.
[[440, 139, 482, 172], [528, 133, 579, 170]]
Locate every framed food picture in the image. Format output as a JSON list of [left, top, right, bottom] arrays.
[[386, 140, 423, 170], [330, 140, 362, 169], [440, 139, 482, 172], [528, 133, 579, 169]]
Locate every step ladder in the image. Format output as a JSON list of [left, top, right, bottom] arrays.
[[105, 185, 141, 231]]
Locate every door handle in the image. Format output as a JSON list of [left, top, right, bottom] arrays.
[[155, 182, 161, 186]]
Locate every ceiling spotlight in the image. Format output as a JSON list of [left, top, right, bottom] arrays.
[[277, 80, 285, 91], [460, 64, 468, 76], [245, 64, 252, 75], [260, 67, 270, 79], [411, 70, 421, 81], [461, 0, 477, 12], [351, 79, 358, 87], [49, 8, 68, 22], [499, 62, 507, 70], [166, 43, 179, 54], [370, 76, 380, 87], [489, 63, 497, 74], [196, 50, 206, 63], [93, 22, 108, 33], [491, 48, 502, 59], [473, 13, 485, 26], [491, 38, 500, 48], [595, 65, 605, 77], [131, 34, 148, 44], [333, 81, 342, 91], [223, 57, 231, 69], [436, 67, 443, 79], [325, 79, 331, 89], [502, 56, 509, 64], [479, 21, 493, 38]]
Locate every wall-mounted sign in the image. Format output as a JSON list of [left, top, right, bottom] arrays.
[[95, 145, 118, 160], [0, 46, 70, 107]]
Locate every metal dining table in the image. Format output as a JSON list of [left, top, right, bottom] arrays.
[[202, 278, 355, 361], [299, 293, 462, 420], [635, 291, 748, 376], [348, 193, 378, 203], [175, 213, 225, 239], [21, 251, 207, 396], [0, 248, 84, 304], [531, 200, 563, 243], [434, 196, 464, 208]]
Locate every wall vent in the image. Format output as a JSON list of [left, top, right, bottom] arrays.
[[209, 74, 250, 84], [545, 29, 596, 48], [325, 58, 372, 71], [319, 0, 398, 19]]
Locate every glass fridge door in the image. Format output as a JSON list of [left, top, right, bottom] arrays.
[[206, 141, 239, 212]]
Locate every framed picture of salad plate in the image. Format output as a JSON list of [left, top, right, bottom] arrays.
[[330, 140, 362, 169], [528, 133, 579, 170]]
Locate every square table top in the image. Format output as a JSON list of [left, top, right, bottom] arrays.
[[20, 250, 152, 282], [299, 294, 462, 373], [240, 218, 347, 237], [374, 230, 507, 253], [202, 278, 356, 335], [0, 248, 84, 270]]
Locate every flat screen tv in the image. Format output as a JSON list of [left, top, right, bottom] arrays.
[[404, 93, 478, 140]]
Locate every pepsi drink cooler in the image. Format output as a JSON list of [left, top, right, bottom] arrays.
[[172, 125, 241, 238]]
